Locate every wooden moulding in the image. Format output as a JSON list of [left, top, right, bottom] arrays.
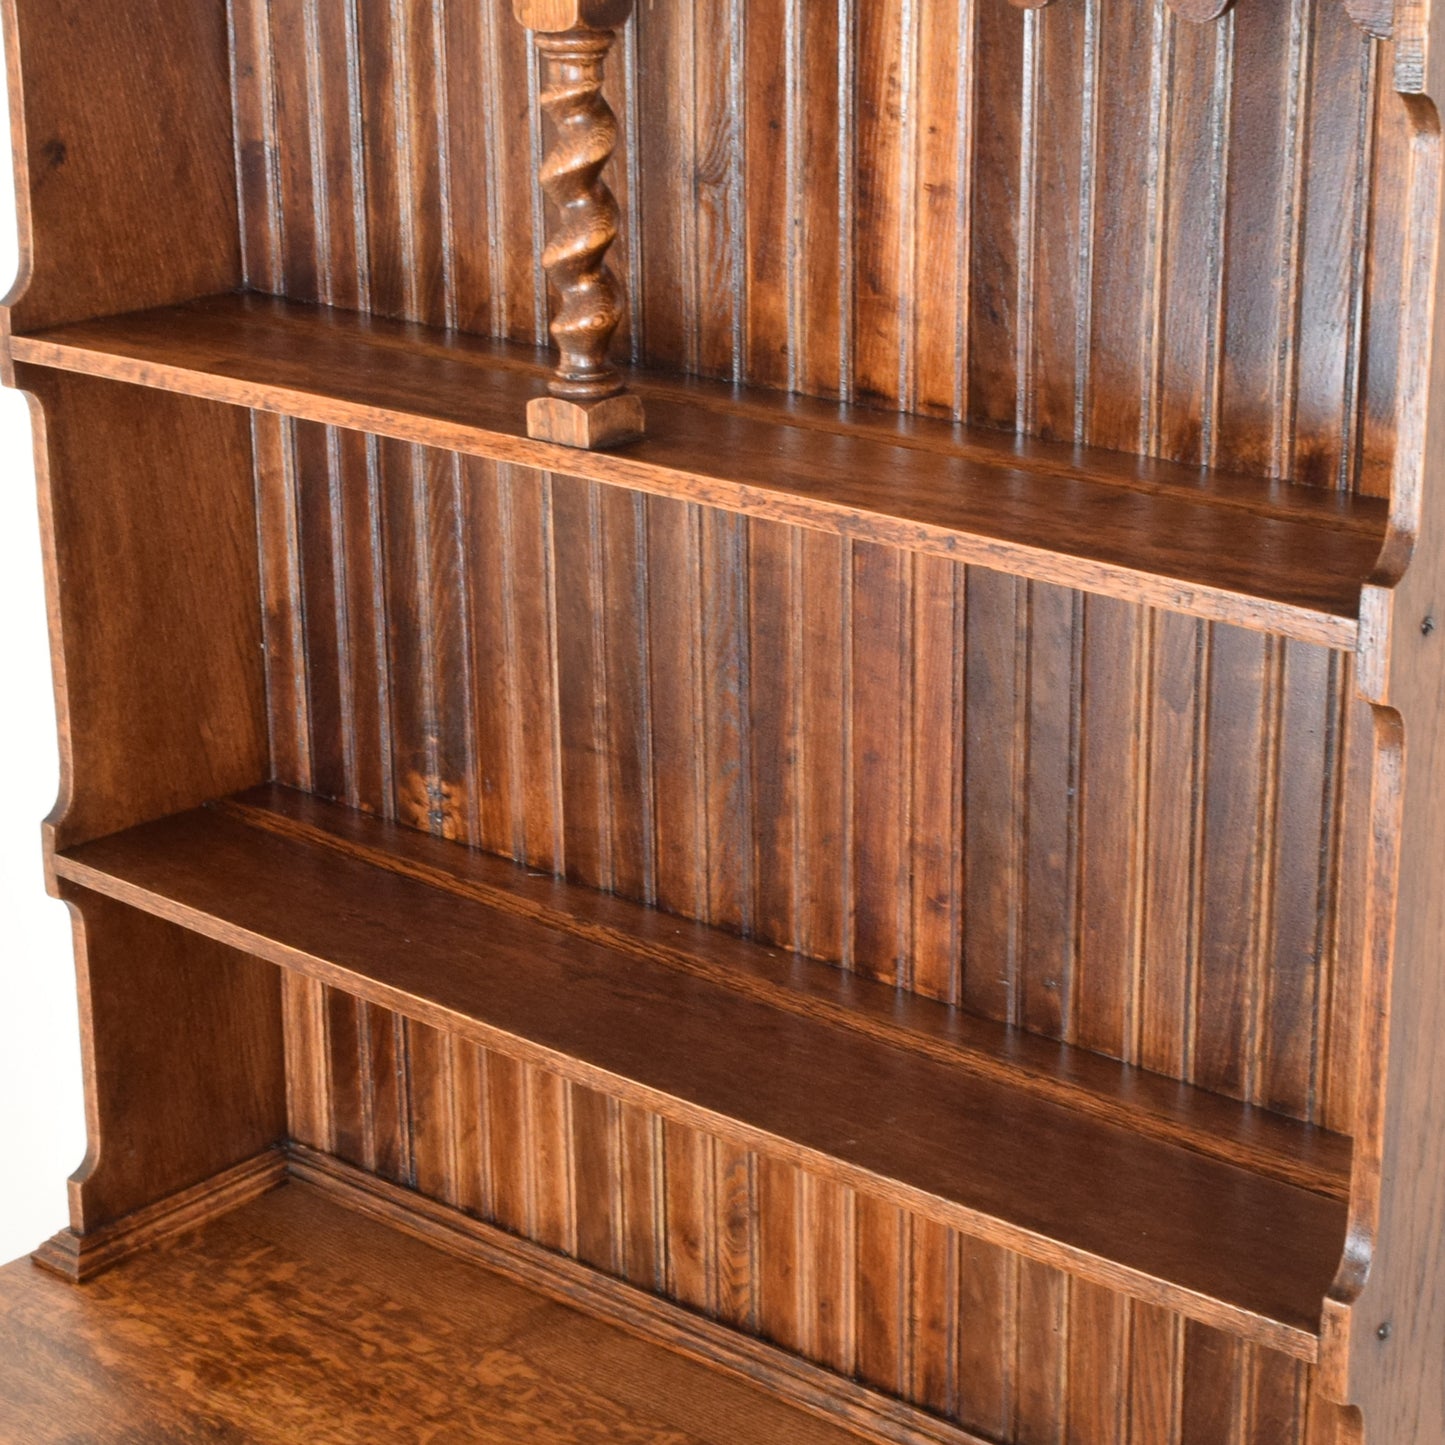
[[31, 1149, 287, 1284], [7, 295, 1389, 650], [53, 789, 1351, 1362]]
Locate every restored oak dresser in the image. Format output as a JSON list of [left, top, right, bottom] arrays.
[[1, 1, 1442, 1441]]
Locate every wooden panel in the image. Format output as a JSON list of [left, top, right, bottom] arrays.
[[21, 368, 269, 852], [252, 423, 1365, 1131], [276, 982, 1358, 1445], [2, 0, 241, 339], [227, 0, 1406, 496]]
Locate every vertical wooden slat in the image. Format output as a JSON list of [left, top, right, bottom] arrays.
[[850, 542, 911, 985], [663, 1121, 715, 1314], [569, 1084, 619, 1274], [956, 1237, 1013, 1441], [963, 569, 1023, 1023]]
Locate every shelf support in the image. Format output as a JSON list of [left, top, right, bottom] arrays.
[[513, 0, 644, 451]]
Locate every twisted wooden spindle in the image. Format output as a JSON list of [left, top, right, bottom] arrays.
[[514, 0, 644, 449]]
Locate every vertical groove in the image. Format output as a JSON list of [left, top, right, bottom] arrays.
[[344, 0, 373, 310], [1251, 639, 1287, 1106], [1340, 36, 1379, 491], [728, 0, 747, 382], [783, 0, 803, 394], [1274, 0, 1314, 480], [1010, 581, 1029, 1027], [259, 0, 287, 289], [1074, 0, 1101, 443], [1141, 3, 1172, 453], [357, 998, 377, 1173], [588, 487, 614, 887], [327, 430, 360, 808], [1316, 655, 1351, 1126], [303, 0, 333, 304], [389, 0, 420, 319], [397, 1014, 416, 1187], [412, 449, 443, 831], [1126, 611, 1154, 1066], [453, 455, 482, 847], [623, 16, 644, 363], [633, 497, 658, 906], [225, 1, 253, 284], [432, 0, 459, 329], [479, 0, 508, 331], [838, 0, 857, 402], [688, 506, 710, 919], [681, 1, 701, 375], [839, 546, 856, 971], [1063, 590, 1085, 1043], [898, 0, 921, 411], [953, 0, 976, 422], [1201, 15, 1234, 467], [542, 476, 566, 871], [1184, 622, 1212, 1082], [1016, 11, 1041, 434], [526, 31, 549, 344], [899, 554, 917, 989], [367, 435, 396, 816]]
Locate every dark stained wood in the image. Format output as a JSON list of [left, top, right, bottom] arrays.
[[11, 294, 1389, 648], [0, 0, 241, 352], [221, 782, 1354, 1201], [0, 1182, 898, 1445], [16, 367, 268, 856], [50, 886, 285, 1245], [0, 0, 1429, 1439], [54, 797, 1348, 1359]]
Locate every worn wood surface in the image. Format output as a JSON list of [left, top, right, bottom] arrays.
[[0, 1182, 884, 1445]]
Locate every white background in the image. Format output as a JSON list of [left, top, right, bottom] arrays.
[[0, 83, 89, 1262]]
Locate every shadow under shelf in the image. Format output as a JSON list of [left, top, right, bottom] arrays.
[[54, 784, 1352, 1364], [9, 291, 1388, 651]]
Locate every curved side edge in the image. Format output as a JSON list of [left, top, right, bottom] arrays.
[[50, 880, 287, 1250], [1323, 23, 1445, 1440]]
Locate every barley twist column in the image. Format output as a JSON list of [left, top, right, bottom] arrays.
[[513, 0, 644, 449]]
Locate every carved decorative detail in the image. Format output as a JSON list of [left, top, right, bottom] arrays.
[[513, 0, 643, 449], [1344, 0, 1393, 37]]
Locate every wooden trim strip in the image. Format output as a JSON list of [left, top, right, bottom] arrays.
[[30, 1148, 288, 1283], [287, 1144, 989, 1445]]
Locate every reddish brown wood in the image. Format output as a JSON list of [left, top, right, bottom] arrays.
[[0, 0, 1428, 1439], [54, 797, 1348, 1359], [2, 1181, 901, 1445], [10, 296, 1388, 648]]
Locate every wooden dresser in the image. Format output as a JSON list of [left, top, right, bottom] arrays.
[[2, 0, 1443, 1440]]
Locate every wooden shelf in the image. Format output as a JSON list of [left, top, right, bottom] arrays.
[[10, 292, 1387, 649], [3, 1175, 928, 1445], [54, 787, 1351, 1361]]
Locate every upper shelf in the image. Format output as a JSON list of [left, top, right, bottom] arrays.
[[8, 293, 1387, 650], [55, 784, 1349, 1363]]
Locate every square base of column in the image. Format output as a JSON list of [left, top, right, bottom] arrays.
[[527, 392, 646, 450]]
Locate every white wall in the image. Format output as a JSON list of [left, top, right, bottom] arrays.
[[0, 80, 90, 1262]]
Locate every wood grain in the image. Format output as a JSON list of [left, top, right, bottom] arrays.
[[55, 800, 1349, 1358], [223, 0, 1403, 498], [0, 1182, 885, 1445], [9, 294, 1389, 647]]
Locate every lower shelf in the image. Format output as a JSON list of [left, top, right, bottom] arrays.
[[1, 1167, 932, 1445], [54, 787, 1350, 1361]]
